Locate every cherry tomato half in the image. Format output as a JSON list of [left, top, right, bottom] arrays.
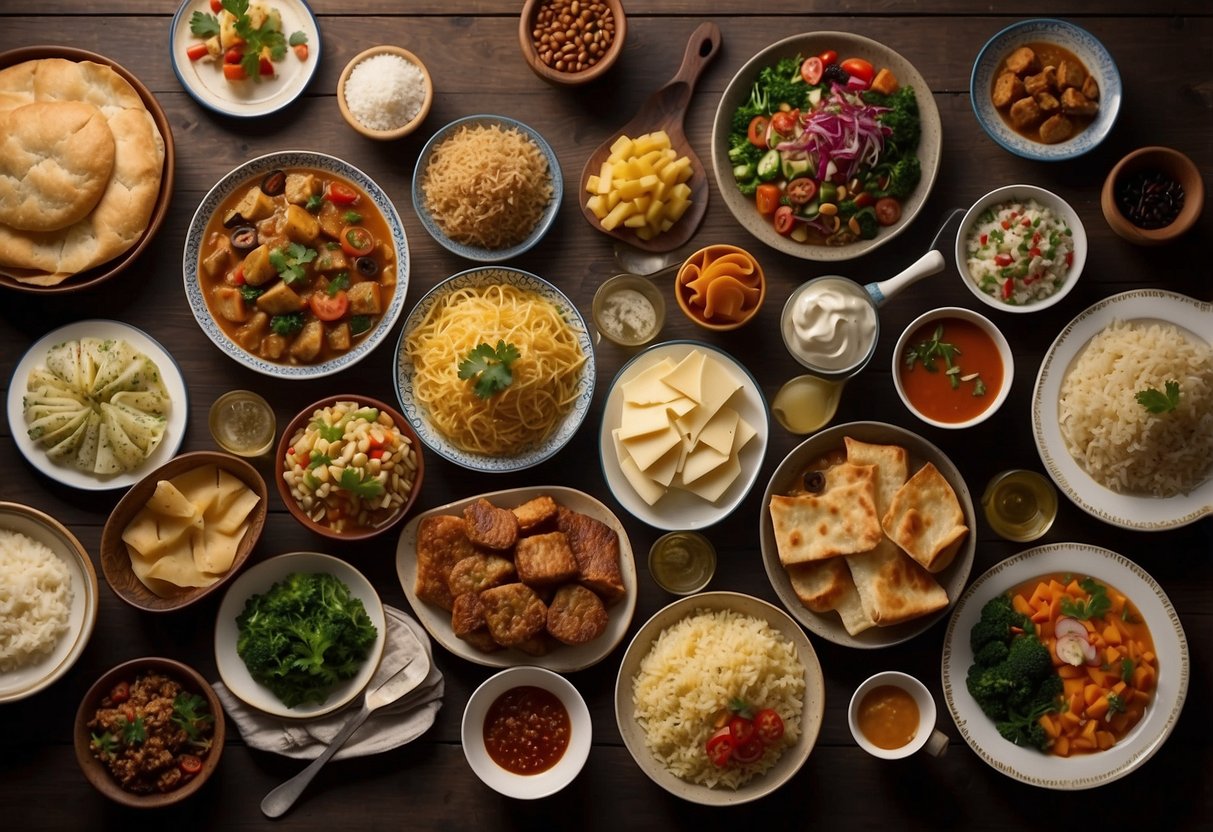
[[874, 197, 902, 226], [340, 226, 375, 257], [785, 177, 818, 206], [210, 0, 223, 11], [773, 205, 796, 236], [747, 115, 769, 149], [840, 58, 875, 84], [732, 737, 765, 764], [754, 708, 785, 744], [179, 754, 203, 775], [310, 290, 349, 322], [852, 191, 875, 209], [818, 49, 838, 66], [729, 716, 756, 747], [800, 56, 824, 85], [110, 681, 130, 704], [755, 183, 781, 216], [706, 726, 735, 767], [769, 109, 799, 138], [326, 182, 360, 206]]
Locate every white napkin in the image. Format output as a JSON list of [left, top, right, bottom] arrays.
[[214, 606, 444, 760]]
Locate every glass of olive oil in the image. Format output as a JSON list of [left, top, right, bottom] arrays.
[[648, 531, 716, 595], [209, 390, 276, 457], [981, 469, 1058, 542]]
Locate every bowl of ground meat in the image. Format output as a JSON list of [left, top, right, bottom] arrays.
[[74, 657, 224, 807]]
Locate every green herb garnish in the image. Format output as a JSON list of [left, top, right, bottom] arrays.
[[171, 693, 214, 744], [269, 242, 317, 285], [305, 194, 324, 213], [1120, 658, 1136, 684], [458, 340, 520, 399], [221, 0, 299, 83], [904, 324, 988, 394], [307, 451, 332, 470], [326, 272, 350, 296], [342, 210, 362, 224], [1059, 577, 1111, 621], [1135, 380, 1180, 414], [91, 732, 119, 759], [270, 312, 304, 336], [339, 467, 385, 499], [288, 31, 308, 48], [349, 315, 372, 335], [1106, 693, 1127, 714], [311, 420, 343, 442], [189, 11, 221, 38], [239, 284, 264, 303], [119, 716, 147, 746]]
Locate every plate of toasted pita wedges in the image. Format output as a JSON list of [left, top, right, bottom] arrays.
[[395, 486, 637, 671], [758, 421, 977, 648]]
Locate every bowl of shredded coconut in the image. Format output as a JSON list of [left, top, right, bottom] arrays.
[[338, 45, 433, 140]]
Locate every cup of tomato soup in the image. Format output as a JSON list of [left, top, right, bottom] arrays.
[[848, 671, 948, 760]]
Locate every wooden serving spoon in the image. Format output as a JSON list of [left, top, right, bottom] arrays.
[[579, 22, 722, 253]]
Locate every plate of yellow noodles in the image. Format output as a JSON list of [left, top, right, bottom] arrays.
[[394, 267, 595, 472]]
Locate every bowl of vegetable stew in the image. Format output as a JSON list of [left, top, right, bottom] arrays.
[[74, 657, 225, 808], [710, 32, 942, 262]]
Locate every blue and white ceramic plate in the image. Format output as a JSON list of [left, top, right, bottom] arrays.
[[169, 0, 321, 118], [183, 151, 409, 379], [394, 267, 595, 472], [971, 19, 1121, 161], [411, 115, 563, 262]]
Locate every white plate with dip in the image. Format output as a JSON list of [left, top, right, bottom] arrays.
[[599, 340, 769, 531], [169, 0, 321, 118], [6, 320, 188, 492]]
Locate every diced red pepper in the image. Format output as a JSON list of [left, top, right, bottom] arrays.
[[1000, 220, 1011, 230], [1032, 232, 1041, 245], [1029, 247, 1041, 258], [994, 253, 1013, 266], [980, 233, 988, 245], [210, 0, 222, 11], [1024, 273, 1040, 284], [369, 448, 386, 461], [1021, 217, 1032, 227], [224, 47, 242, 64], [1002, 278, 1014, 299], [259, 56, 274, 76], [232, 266, 245, 286], [1009, 211, 1018, 219], [1065, 251, 1074, 267]]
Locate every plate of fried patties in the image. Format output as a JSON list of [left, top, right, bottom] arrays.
[[396, 486, 637, 670], [759, 422, 977, 649]]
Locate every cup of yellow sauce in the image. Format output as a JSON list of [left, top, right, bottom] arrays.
[[847, 671, 948, 760]]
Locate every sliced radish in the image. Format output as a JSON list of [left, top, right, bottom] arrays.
[[1082, 638, 1100, 666], [1054, 617, 1087, 640], [1055, 634, 1088, 666]]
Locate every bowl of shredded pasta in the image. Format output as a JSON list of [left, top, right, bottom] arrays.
[[394, 267, 595, 472]]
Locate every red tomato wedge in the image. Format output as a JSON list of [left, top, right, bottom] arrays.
[[732, 737, 765, 764], [340, 226, 375, 257], [754, 708, 785, 744], [210, 0, 222, 11], [179, 754, 203, 775], [326, 183, 359, 206], [800, 56, 824, 85], [755, 183, 781, 215], [786, 177, 818, 206], [818, 49, 838, 66], [874, 197, 902, 226], [773, 205, 796, 235], [728, 716, 756, 747], [706, 726, 734, 767], [840, 58, 875, 84], [747, 115, 769, 149], [310, 291, 349, 322]]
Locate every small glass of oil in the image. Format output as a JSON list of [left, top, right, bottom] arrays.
[[209, 390, 276, 457], [648, 531, 716, 595], [981, 469, 1058, 542]]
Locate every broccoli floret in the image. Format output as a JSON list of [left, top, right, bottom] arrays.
[[973, 639, 1010, 668], [728, 133, 763, 168], [1006, 631, 1053, 680], [758, 56, 808, 110], [873, 157, 921, 200], [270, 312, 304, 337], [851, 207, 879, 240], [969, 594, 1021, 654], [865, 86, 921, 152]]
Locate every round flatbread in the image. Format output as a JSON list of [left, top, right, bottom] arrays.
[[0, 101, 116, 232]]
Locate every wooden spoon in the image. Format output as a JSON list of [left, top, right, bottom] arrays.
[[579, 22, 722, 253]]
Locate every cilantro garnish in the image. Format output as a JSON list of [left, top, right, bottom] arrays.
[[239, 284, 264, 303], [1120, 658, 1136, 684], [904, 324, 986, 394], [91, 732, 119, 760], [1135, 380, 1180, 414], [269, 242, 317, 285], [342, 210, 363, 224], [339, 467, 385, 499], [119, 716, 147, 746], [350, 315, 373, 335], [458, 341, 520, 399], [171, 693, 213, 743], [327, 272, 350, 296], [306, 194, 324, 213], [223, 0, 288, 82], [1059, 577, 1111, 621], [311, 420, 343, 442], [270, 312, 304, 336], [1106, 693, 1127, 714], [189, 11, 221, 38], [307, 452, 332, 470]]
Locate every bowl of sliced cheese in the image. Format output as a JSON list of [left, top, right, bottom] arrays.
[[99, 451, 267, 612]]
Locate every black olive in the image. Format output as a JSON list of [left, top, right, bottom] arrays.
[[354, 256, 378, 277], [222, 210, 248, 229], [260, 170, 286, 196], [803, 471, 826, 494], [230, 226, 257, 252]]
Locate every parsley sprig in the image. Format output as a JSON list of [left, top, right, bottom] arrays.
[[269, 242, 317, 285], [1135, 380, 1180, 414], [458, 341, 520, 399], [903, 324, 987, 396], [171, 693, 214, 746], [339, 467, 385, 499], [119, 715, 147, 746], [1059, 577, 1111, 621]]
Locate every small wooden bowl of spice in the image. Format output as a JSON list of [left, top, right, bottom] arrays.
[[1101, 146, 1203, 246], [519, 0, 626, 86], [338, 45, 433, 140]]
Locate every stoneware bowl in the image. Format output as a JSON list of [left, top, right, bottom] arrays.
[[337, 45, 433, 140], [674, 243, 766, 331], [99, 451, 267, 613], [74, 657, 225, 808], [276, 394, 424, 542], [518, 0, 626, 86], [1100, 146, 1204, 246]]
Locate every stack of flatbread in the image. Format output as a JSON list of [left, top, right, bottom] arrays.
[[769, 437, 969, 636], [0, 58, 165, 286]]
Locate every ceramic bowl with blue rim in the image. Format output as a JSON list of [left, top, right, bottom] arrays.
[[394, 266, 595, 473], [411, 115, 563, 262], [183, 151, 409, 379], [970, 19, 1121, 161]]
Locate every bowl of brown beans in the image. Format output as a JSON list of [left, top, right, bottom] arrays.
[[277, 395, 424, 541], [74, 657, 224, 808], [1101, 146, 1203, 246], [519, 0, 626, 86]]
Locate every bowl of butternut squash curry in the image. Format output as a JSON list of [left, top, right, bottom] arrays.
[[183, 151, 409, 378]]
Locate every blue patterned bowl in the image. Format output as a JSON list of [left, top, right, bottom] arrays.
[[411, 115, 563, 262], [970, 19, 1121, 161], [394, 266, 595, 472], [183, 151, 409, 379]]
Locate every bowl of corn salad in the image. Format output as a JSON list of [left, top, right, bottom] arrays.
[[277, 396, 423, 540]]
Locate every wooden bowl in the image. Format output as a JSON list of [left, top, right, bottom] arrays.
[[276, 395, 424, 541], [74, 657, 224, 808], [0, 46, 175, 295], [519, 0, 626, 86], [99, 451, 267, 613], [337, 45, 433, 140], [1101, 146, 1204, 246], [674, 243, 766, 331]]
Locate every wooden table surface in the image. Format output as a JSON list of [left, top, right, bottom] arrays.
[[2, 2, 1210, 829]]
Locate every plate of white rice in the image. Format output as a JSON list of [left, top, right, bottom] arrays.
[[614, 592, 824, 805], [1033, 289, 1213, 530], [0, 502, 98, 703]]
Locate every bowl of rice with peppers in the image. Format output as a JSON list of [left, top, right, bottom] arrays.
[[957, 184, 1086, 313], [338, 45, 433, 140], [412, 115, 562, 262], [614, 592, 824, 805]]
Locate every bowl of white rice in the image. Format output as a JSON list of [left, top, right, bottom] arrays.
[[956, 184, 1086, 313], [614, 592, 824, 805], [0, 502, 98, 703], [338, 46, 433, 141]]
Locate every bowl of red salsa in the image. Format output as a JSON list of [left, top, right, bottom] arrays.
[[461, 666, 592, 799], [892, 307, 1013, 429]]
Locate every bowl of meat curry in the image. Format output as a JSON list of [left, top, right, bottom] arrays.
[[183, 151, 409, 378]]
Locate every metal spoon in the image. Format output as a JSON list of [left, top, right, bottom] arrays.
[[613, 241, 683, 277], [260, 648, 431, 818]]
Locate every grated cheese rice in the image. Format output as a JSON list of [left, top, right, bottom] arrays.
[[344, 53, 427, 132], [0, 529, 73, 672]]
